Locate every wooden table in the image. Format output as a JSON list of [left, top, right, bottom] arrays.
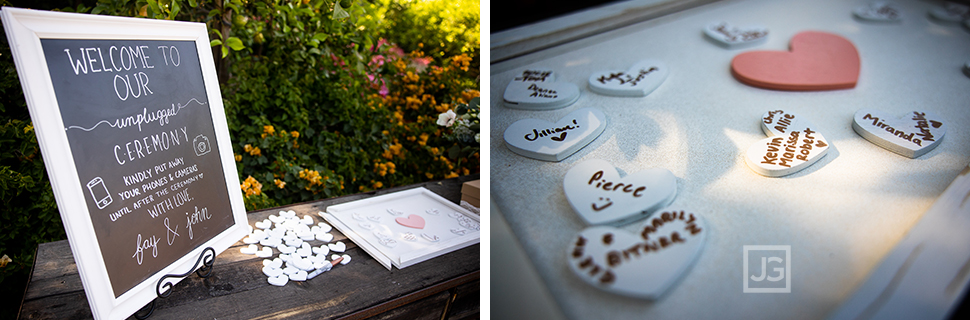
[[18, 175, 480, 320]]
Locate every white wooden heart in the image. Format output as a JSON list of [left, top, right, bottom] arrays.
[[564, 159, 677, 225], [588, 60, 668, 97], [929, 3, 970, 23], [852, 109, 946, 158], [504, 108, 607, 161], [567, 208, 706, 299], [503, 69, 580, 110], [703, 22, 769, 48], [745, 110, 830, 177], [853, 2, 902, 22]]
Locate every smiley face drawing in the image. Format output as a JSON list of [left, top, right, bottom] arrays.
[[592, 197, 613, 211]]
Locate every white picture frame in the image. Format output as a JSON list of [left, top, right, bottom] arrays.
[[323, 187, 480, 270], [2, 7, 249, 320]]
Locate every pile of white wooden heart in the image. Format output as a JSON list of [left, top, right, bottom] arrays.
[[240, 210, 351, 287]]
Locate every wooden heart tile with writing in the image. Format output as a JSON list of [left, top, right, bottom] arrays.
[[567, 208, 706, 299], [504, 108, 607, 161], [731, 31, 860, 91], [853, 2, 902, 22], [564, 159, 676, 225], [703, 22, 768, 48], [852, 109, 946, 158], [503, 69, 581, 110], [588, 60, 668, 97], [745, 110, 830, 177], [930, 3, 970, 23]]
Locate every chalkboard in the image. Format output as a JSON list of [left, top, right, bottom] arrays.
[[42, 38, 235, 298], [2, 7, 249, 319]]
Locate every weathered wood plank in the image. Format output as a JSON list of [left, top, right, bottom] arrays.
[[19, 175, 479, 320], [447, 281, 481, 319], [368, 291, 450, 320]]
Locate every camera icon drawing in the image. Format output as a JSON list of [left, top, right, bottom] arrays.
[[193, 134, 211, 156]]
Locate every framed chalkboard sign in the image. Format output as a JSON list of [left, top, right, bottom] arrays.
[[2, 7, 249, 319]]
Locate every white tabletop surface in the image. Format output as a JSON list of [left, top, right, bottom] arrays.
[[489, 0, 970, 319]]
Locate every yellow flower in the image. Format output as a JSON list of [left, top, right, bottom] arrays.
[[244, 144, 253, 152], [462, 167, 470, 175], [299, 169, 323, 187], [405, 96, 422, 110], [444, 171, 459, 179], [425, 172, 434, 179], [373, 181, 383, 189], [382, 130, 389, 136], [388, 143, 404, 158], [435, 103, 451, 113], [274, 179, 286, 189], [24, 124, 33, 134], [461, 89, 480, 102], [263, 125, 275, 135], [249, 147, 261, 156], [418, 133, 429, 147], [451, 54, 472, 72], [404, 71, 419, 83], [241, 176, 262, 196], [234, 154, 242, 162]]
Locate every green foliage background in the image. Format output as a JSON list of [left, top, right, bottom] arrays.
[[0, 0, 479, 316]]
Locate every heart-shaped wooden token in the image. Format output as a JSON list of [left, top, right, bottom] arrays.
[[567, 208, 706, 299], [588, 60, 668, 97], [504, 108, 607, 161], [564, 159, 677, 225], [930, 3, 970, 23], [852, 109, 946, 158], [745, 110, 830, 177], [504, 69, 580, 110], [395, 214, 426, 229], [731, 31, 860, 91], [853, 2, 902, 22], [704, 22, 769, 48]]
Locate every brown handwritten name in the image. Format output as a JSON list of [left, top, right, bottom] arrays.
[[514, 70, 552, 82], [523, 119, 579, 142], [712, 23, 767, 42], [596, 67, 659, 87], [862, 113, 923, 146], [571, 211, 703, 284], [588, 170, 647, 197], [527, 83, 558, 98]]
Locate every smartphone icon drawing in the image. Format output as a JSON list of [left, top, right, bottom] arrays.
[[87, 177, 112, 209]]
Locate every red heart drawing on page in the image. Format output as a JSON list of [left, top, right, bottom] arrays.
[[395, 214, 426, 229], [731, 31, 860, 91]]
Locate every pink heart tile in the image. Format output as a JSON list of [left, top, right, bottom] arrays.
[[395, 214, 426, 229]]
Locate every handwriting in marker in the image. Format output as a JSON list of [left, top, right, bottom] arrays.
[[132, 233, 160, 265], [164, 217, 180, 245]]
